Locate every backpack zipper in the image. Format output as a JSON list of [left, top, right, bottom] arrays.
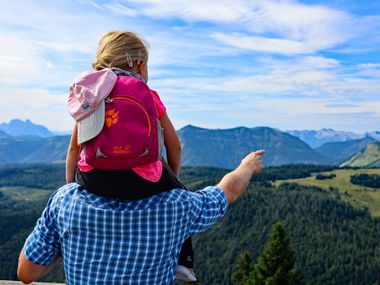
[[110, 96, 152, 136]]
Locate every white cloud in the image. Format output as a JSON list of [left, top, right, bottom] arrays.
[[0, 86, 72, 131], [211, 33, 312, 55], [152, 64, 380, 100], [76, 0, 103, 9], [209, 1, 355, 55], [103, 3, 138, 17], [359, 63, 380, 68], [121, 0, 356, 55], [125, 0, 247, 23], [302, 56, 340, 69]]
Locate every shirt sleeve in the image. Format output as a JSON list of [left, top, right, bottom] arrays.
[[187, 186, 228, 235], [22, 192, 61, 266], [150, 89, 166, 118]]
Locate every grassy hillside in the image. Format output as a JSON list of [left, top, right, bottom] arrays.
[[341, 142, 380, 168], [274, 168, 380, 216], [314, 137, 374, 163], [0, 186, 51, 203]]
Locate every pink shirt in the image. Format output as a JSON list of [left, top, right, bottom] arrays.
[[78, 89, 166, 182]]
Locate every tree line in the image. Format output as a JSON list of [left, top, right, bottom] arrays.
[[350, 173, 380, 188]]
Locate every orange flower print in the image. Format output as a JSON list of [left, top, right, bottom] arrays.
[[105, 108, 119, 127]]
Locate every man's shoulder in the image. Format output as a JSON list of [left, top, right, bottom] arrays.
[[48, 183, 81, 205], [55, 182, 81, 197]]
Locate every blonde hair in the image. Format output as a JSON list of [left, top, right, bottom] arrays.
[[92, 31, 149, 71]]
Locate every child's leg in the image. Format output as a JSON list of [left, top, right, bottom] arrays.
[[176, 237, 197, 281], [178, 237, 194, 268]]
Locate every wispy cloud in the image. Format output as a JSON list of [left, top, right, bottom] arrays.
[[103, 3, 139, 17], [119, 0, 356, 54], [211, 33, 312, 55]]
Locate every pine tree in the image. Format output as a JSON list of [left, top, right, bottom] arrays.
[[246, 221, 302, 285], [232, 251, 254, 285]]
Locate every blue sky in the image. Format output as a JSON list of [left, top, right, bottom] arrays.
[[0, 0, 379, 133]]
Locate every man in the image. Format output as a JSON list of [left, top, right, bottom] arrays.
[[18, 150, 264, 284]]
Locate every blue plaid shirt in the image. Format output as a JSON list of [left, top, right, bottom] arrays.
[[23, 183, 228, 284]]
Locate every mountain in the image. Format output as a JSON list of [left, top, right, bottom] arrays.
[[5, 122, 380, 167], [0, 130, 11, 139], [286, 128, 364, 148], [0, 135, 70, 165], [23, 136, 71, 163], [0, 119, 54, 137], [314, 137, 375, 164], [0, 124, 335, 167], [340, 142, 380, 168], [178, 125, 333, 168]]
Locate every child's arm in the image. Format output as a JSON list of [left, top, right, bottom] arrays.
[[160, 113, 182, 176], [65, 123, 80, 183]]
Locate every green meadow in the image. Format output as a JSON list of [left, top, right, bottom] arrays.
[[274, 168, 380, 217], [0, 187, 52, 213]]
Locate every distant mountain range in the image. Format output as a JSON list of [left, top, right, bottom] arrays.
[[0, 119, 379, 168], [0, 119, 54, 137], [286, 128, 379, 148]]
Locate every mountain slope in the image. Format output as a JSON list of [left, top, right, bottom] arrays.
[[178, 125, 333, 168], [22, 136, 70, 163], [315, 137, 375, 163], [0, 135, 69, 164], [340, 142, 380, 168]]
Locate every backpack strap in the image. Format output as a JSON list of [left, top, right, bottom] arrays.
[[161, 158, 188, 190], [110, 67, 146, 83]]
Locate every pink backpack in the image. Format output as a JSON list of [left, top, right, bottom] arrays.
[[82, 72, 164, 170]]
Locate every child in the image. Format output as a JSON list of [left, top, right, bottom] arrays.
[[65, 31, 196, 282]]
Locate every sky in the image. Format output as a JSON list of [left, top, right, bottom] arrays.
[[0, 0, 379, 133]]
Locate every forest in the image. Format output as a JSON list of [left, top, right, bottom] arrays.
[[0, 163, 379, 284], [350, 173, 380, 188]]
